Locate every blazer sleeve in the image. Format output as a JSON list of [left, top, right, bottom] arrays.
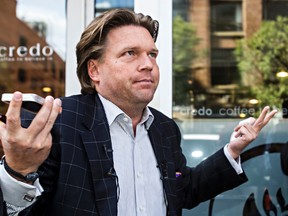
[[180, 149, 248, 209], [170, 121, 248, 210]]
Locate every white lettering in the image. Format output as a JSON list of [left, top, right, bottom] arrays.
[[29, 43, 41, 57], [219, 108, 226, 115], [17, 46, 28, 57], [0, 43, 54, 58], [8, 46, 16, 57], [0, 47, 7, 57], [42, 46, 53, 56]]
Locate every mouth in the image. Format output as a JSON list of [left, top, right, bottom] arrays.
[[135, 79, 153, 84], [133, 79, 155, 90]]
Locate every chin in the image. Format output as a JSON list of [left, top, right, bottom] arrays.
[[135, 95, 153, 105]]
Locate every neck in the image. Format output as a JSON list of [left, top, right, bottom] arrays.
[[121, 104, 145, 130]]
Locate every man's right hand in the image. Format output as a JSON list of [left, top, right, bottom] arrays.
[[0, 91, 62, 181]]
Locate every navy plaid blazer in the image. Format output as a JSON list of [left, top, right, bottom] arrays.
[[0, 93, 247, 216]]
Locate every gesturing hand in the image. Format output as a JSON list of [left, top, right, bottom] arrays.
[[0, 91, 62, 177], [228, 106, 277, 159]]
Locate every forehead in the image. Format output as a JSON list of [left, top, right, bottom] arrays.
[[106, 25, 156, 48]]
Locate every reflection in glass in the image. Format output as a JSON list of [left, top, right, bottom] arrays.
[[0, 0, 66, 113], [211, 2, 242, 32], [95, 0, 134, 15], [173, 0, 288, 215], [173, 0, 288, 119]]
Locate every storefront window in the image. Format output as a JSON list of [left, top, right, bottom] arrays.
[[173, 0, 288, 215], [0, 0, 66, 114]]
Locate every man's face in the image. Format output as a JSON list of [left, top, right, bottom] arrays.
[[88, 25, 159, 111]]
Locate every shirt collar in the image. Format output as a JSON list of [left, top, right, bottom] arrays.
[[98, 94, 154, 129]]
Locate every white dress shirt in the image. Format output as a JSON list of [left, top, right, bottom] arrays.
[[99, 94, 166, 216]]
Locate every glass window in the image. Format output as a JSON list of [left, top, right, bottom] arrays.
[[211, 1, 243, 31], [0, 0, 66, 114], [263, 0, 288, 20], [211, 48, 240, 85], [173, 0, 288, 215], [173, 0, 190, 21]]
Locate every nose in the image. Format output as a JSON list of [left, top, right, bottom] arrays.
[[137, 54, 153, 71]]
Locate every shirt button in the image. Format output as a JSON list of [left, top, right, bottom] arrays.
[[137, 172, 142, 178], [139, 206, 144, 212], [123, 117, 129, 122]]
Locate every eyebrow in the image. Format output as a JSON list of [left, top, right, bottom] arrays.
[[122, 46, 159, 53], [151, 47, 159, 53]]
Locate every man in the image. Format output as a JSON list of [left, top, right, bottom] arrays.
[[0, 9, 277, 216]]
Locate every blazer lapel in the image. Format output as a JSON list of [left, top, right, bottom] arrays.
[[148, 116, 177, 214], [80, 94, 117, 216]]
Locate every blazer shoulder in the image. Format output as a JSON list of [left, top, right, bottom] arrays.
[[148, 106, 173, 121], [60, 94, 97, 113], [60, 94, 85, 107], [148, 106, 180, 133]]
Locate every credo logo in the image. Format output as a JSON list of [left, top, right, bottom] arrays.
[[0, 43, 54, 62]]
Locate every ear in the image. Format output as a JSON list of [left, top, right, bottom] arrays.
[[87, 59, 100, 82]]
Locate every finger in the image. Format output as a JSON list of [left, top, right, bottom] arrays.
[[5, 92, 23, 132], [234, 124, 248, 137], [234, 124, 241, 132], [253, 106, 277, 130], [239, 117, 255, 126], [34, 99, 61, 150], [247, 117, 256, 125], [263, 109, 277, 124], [28, 96, 55, 134], [234, 126, 246, 138], [40, 98, 62, 136], [233, 117, 255, 132], [253, 106, 270, 127], [235, 124, 256, 140]]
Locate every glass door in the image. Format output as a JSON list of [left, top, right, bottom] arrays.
[[172, 0, 288, 215]]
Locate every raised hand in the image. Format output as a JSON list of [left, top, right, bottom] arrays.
[[0, 91, 62, 180], [228, 106, 277, 159]]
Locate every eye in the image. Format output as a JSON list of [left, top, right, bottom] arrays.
[[126, 50, 135, 56], [149, 52, 158, 58]]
